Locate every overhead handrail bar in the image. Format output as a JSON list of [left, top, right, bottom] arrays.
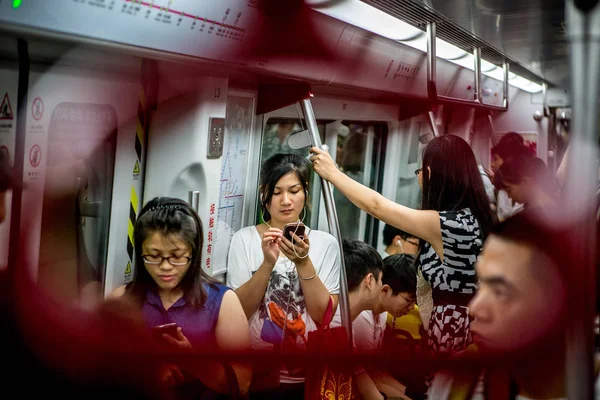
[[299, 97, 353, 345], [427, 22, 509, 112]]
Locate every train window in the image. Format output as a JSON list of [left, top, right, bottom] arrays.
[[257, 118, 326, 227], [258, 118, 386, 244], [407, 120, 421, 164], [330, 121, 385, 242], [261, 120, 311, 159], [395, 117, 423, 210]]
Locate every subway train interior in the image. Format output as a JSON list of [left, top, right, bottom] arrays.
[[0, 0, 598, 399]]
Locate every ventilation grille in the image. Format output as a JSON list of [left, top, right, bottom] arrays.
[[361, 0, 544, 84]]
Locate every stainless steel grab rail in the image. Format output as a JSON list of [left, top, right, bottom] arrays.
[[564, 1, 600, 399], [299, 97, 353, 344]]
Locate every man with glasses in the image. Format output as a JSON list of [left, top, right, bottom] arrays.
[[381, 223, 419, 258], [331, 240, 416, 400]]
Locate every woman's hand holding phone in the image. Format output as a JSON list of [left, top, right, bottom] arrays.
[[280, 226, 309, 264], [159, 326, 193, 350], [152, 323, 179, 341], [153, 324, 190, 388]]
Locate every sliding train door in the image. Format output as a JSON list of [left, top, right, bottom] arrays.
[[2, 41, 144, 306]]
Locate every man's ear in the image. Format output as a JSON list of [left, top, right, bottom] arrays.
[[363, 273, 374, 290], [381, 284, 391, 296], [393, 235, 402, 244]]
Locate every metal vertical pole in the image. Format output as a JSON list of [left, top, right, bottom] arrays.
[[8, 39, 29, 281], [426, 22, 437, 101], [473, 47, 482, 103], [565, 1, 600, 399], [300, 98, 352, 344], [427, 111, 439, 137], [502, 61, 510, 109]]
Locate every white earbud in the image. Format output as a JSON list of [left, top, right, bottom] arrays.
[[397, 240, 404, 252]]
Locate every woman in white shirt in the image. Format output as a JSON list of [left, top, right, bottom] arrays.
[[226, 153, 341, 400]]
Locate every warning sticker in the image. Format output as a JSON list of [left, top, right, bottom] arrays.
[[0, 93, 13, 120], [124, 261, 132, 277], [32, 97, 44, 121], [29, 144, 41, 168], [133, 160, 140, 180]]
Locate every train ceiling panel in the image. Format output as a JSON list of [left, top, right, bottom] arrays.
[[361, 0, 567, 88], [329, 25, 428, 98], [0, 0, 540, 103], [0, 0, 255, 65]]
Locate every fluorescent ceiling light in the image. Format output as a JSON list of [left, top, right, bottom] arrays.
[[436, 39, 468, 60], [509, 76, 543, 93], [481, 60, 497, 72], [483, 66, 506, 81], [449, 53, 475, 70], [399, 36, 469, 60], [306, 0, 423, 41], [308, 0, 543, 93]]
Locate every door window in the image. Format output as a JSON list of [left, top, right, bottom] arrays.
[[257, 118, 326, 227], [327, 121, 385, 241], [39, 103, 117, 304]]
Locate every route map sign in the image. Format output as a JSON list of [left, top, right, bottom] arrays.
[[211, 96, 252, 275], [0, 0, 259, 64]]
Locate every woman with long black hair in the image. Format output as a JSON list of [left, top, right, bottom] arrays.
[[310, 135, 497, 355]]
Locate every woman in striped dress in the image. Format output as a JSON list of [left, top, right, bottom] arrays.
[[310, 134, 497, 355]]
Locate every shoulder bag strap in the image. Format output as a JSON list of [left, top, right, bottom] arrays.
[[321, 296, 334, 330], [221, 362, 244, 400]]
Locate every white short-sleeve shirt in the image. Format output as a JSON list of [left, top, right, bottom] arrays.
[[331, 309, 387, 352], [226, 225, 341, 383]]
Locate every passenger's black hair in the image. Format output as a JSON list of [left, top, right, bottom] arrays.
[[343, 239, 383, 292], [489, 210, 567, 286], [491, 132, 533, 160], [126, 196, 218, 308], [382, 223, 416, 246], [259, 153, 310, 222], [421, 135, 498, 240], [493, 156, 557, 196], [382, 254, 417, 296]]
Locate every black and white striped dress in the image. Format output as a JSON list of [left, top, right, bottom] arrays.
[[420, 208, 482, 354]]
